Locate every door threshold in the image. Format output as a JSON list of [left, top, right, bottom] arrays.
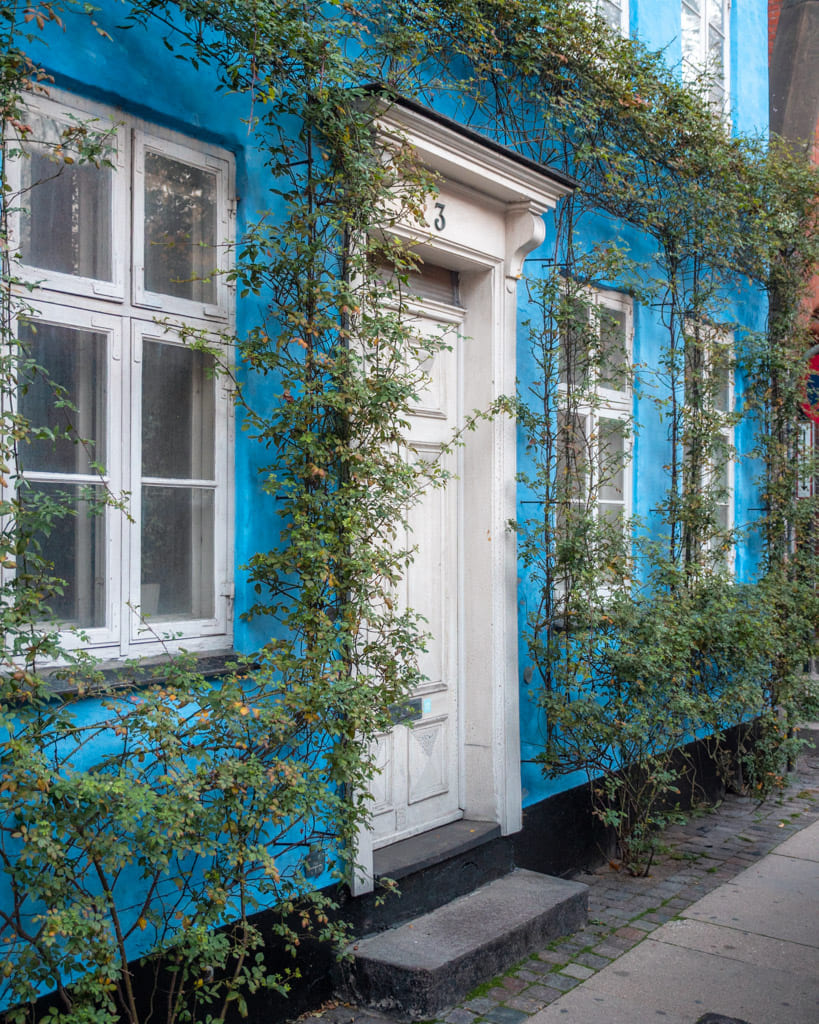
[[373, 818, 500, 882]]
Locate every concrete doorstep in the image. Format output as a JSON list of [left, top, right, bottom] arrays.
[[340, 870, 588, 1020]]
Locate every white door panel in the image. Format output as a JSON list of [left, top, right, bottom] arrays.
[[371, 303, 463, 849]]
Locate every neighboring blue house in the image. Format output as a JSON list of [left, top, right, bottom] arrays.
[[5, 0, 770, 1011]]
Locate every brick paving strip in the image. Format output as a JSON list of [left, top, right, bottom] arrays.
[[302, 749, 819, 1024]]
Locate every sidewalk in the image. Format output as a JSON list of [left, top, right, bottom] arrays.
[[529, 808, 819, 1023], [308, 741, 819, 1024]]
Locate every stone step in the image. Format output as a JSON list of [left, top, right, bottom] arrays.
[[343, 819, 513, 937], [341, 868, 588, 1020]]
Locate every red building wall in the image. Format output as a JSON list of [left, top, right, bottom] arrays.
[[770, 0, 784, 59]]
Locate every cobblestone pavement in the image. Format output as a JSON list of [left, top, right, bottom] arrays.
[[303, 746, 819, 1024]]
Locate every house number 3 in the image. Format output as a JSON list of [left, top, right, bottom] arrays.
[[433, 202, 446, 231]]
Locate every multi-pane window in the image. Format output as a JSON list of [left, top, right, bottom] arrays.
[[7, 90, 234, 659], [556, 288, 633, 580], [797, 422, 814, 501], [684, 327, 734, 564], [711, 341, 733, 543], [681, 0, 730, 110]]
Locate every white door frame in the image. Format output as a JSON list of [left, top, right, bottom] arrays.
[[353, 101, 573, 895]]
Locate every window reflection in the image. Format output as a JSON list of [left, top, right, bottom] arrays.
[[20, 114, 113, 281], [18, 321, 106, 475], [144, 151, 217, 303], [141, 486, 214, 620], [23, 482, 106, 628], [141, 341, 215, 480]]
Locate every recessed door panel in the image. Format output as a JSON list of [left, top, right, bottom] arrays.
[[371, 301, 464, 849]]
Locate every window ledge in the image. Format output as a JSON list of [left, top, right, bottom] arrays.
[[42, 649, 241, 696]]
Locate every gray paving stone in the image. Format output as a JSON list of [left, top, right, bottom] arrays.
[[548, 972, 580, 991], [560, 962, 595, 980], [512, 968, 542, 982], [482, 1007, 529, 1024], [535, 949, 569, 965], [573, 951, 611, 969], [463, 997, 495, 1013], [443, 1010, 477, 1024], [641, 911, 675, 925], [591, 942, 628, 959], [521, 960, 555, 977], [602, 906, 634, 922], [503, 995, 547, 1013]]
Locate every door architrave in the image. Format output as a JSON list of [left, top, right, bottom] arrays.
[[352, 104, 573, 895]]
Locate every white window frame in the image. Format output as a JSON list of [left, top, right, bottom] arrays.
[[128, 320, 234, 647], [6, 89, 235, 662], [588, 0, 629, 35], [6, 92, 129, 302], [556, 287, 633, 591], [708, 332, 735, 568], [797, 421, 814, 500], [11, 300, 125, 652], [133, 131, 233, 321], [681, 0, 731, 112], [683, 323, 735, 568]]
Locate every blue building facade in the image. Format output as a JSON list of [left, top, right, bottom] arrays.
[[7, 0, 770, 965]]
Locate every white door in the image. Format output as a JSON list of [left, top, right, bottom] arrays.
[[370, 298, 464, 848]]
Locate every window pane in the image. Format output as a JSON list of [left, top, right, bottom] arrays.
[[18, 321, 106, 475], [20, 114, 113, 281], [715, 457, 729, 494], [708, 25, 725, 71], [144, 151, 217, 303], [560, 297, 591, 388], [141, 486, 214, 620], [599, 308, 628, 389], [557, 411, 588, 500], [713, 358, 730, 412], [598, 501, 623, 525], [142, 341, 215, 480], [23, 481, 105, 628], [707, 0, 724, 32], [376, 259, 461, 307], [598, 418, 625, 503], [708, 79, 726, 109], [682, 0, 702, 68], [707, 20, 727, 108], [600, 0, 622, 30], [554, 503, 585, 559]]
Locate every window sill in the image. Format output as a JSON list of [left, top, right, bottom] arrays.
[[42, 649, 242, 696]]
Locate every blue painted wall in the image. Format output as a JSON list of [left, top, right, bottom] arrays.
[[633, 0, 682, 59], [731, 0, 770, 136], [516, 0, 770, 809], [16, 0, 770, 908]]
